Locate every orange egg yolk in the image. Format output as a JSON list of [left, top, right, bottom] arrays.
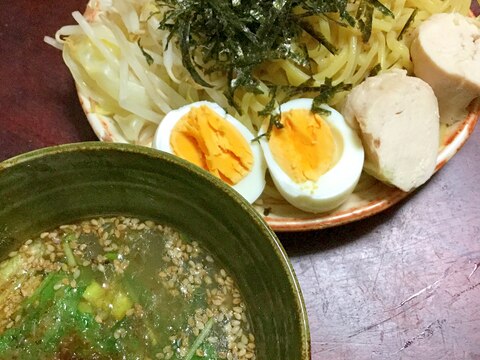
[[269, 109, 336, 183], [170, 105, 254, 185]]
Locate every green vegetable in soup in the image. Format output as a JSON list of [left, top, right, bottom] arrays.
[[62, 233, 78, 267], [185, 317, 215, 360], [0, 242, 45, 286], [0, 273, 118, 357], [0, 217, 256, 359]]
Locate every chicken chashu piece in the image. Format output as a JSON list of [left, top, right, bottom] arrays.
[[342, 69, 439, 192], [411, 12, 480, 125]]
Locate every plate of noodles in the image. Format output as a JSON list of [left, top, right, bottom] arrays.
[[47, 0, 479, 231]]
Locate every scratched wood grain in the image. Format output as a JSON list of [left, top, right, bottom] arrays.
[[0, 1, 479, 359], [281, 136, 480, 358]]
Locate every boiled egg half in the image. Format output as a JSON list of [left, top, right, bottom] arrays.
[[257, 98, 364, 213], [152, 101, 267, 203]]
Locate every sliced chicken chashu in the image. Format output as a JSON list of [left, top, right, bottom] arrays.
[[342, 70, 439, 192], [411, 13, 480, 124]]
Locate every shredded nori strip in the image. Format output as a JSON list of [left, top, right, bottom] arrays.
[[311, 78, 352, 115], [368, 0, 394, 18], [252, 77, 351, 139], [155, 0, 393, 111], [368, 63, 382, 77], [397, 8, 417, 40], [137, 39, 154, 66]]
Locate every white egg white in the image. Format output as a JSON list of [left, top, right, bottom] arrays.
[[258, 98, 364, 213], [152, 101, 267, 204]]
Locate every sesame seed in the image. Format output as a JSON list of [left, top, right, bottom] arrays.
[[53, 283, 63, 290], [73, 269, 81, 279], [208, 336, 218, 344], [145, 220, 155, 228], [195, 320, 205, 330]]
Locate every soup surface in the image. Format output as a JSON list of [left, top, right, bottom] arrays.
[[0, 217, 256, 359]]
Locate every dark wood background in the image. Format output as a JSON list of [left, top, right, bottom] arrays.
[[1, 2, 479, 359]]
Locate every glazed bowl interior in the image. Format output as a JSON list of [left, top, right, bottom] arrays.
[[0, 142, 310, 360]]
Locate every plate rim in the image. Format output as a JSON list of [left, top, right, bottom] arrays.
[[73, 0, 480, 231], [78, 90, 479, 232]]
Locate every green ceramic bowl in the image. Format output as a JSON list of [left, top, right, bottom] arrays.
[[0, 142, 310, 359]]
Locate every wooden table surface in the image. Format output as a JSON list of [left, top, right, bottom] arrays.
[[1, 2, 479, 359]]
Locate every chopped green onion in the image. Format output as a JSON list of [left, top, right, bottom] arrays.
[[82, 281, 106, 307], [184, 317, 215, 360], [62, 242, 77, 267], [111, 292, 133, 320], [104, 252, 119, 261], [62, 234, 77, 267]]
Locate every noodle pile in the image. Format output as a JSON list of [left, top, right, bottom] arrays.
[[46, 0, 471, 145]]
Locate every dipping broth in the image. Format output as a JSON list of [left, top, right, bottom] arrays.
[[0, 217, 256, 359]]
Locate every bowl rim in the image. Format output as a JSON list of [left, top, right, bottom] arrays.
[[0, 141, 311, 359]]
